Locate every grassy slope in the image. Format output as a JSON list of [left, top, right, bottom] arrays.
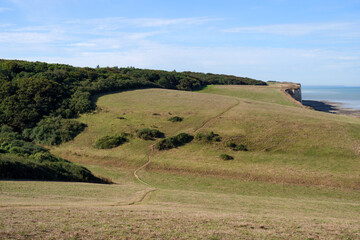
[[1, 84, 360, 239], [198, 84, 298, 106]]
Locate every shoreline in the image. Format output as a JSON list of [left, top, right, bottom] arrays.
[[302, 100, 360, 118]]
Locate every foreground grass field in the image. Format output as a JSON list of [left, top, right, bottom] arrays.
[[1, 84, 360, 239]]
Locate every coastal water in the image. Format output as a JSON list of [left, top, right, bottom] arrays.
[[302, 86, 360, 110]]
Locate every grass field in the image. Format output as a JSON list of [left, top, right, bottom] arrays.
[[1, 84, 360, 239]]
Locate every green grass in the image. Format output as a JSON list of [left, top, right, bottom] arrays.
[[198, 84, 298, 106], [1, 84, 360, 239]]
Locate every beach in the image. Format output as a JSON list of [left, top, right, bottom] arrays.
[[302, 100, 360, 118], [302, 86, 360, 118]]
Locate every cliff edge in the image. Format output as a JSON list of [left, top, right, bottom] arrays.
[[279, 82, 303, 106]]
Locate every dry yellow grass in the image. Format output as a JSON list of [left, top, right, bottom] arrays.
[[1, 179, 359, 239]]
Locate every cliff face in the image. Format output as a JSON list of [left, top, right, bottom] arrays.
[[280, 83, 302, 104], [285, 86, 302, 103]]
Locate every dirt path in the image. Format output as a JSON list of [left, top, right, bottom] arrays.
[[132, 99, 240, 204], [194, 100, 239, 133], [130, 144, 157, 205], [133, 144, 155, 187]]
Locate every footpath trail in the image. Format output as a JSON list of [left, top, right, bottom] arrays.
[[194, 100, 240, 133], [129, 144, 157, 205], [131, 99, 240, 204]]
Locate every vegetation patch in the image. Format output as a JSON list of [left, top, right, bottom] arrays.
[[136, 128, 165, 140], [155, 133, 193, 150], [219, 154, 234, 160], [23, 116, 86, 146], [93, 133, 128, 149], [195, 131, 222, 143], [0, 125, 108, 183], [226, 141, 248, 151], [0, 125, 47, 156], [0, 154, 110, 183], [168, 116, 183, 122]]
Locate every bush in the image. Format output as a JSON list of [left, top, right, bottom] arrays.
[[0, 155, 110, 183], [28, 116, 86, 145], [0, 139, 47, 156], [0, 125, 24, 141], [225, 141, 237, 148], [0, 127, 110, 183], [30, 152, 70, 163], [155, 133, 193, 150], [225, 141, 248, 151], [136, 128, 164, 140], [174, 132, 194, 143], [93, 134, 128, 149], [195, 131, 221, 143], [155, 138, 176, 150], [233, 144, 247, 151], [219, 154, 234, 160], [168, 116, 183, 122]]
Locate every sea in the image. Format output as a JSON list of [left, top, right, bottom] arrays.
[[302, 86, 360, 110]]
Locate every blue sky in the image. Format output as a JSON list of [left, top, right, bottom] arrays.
[[0, 0, 360, 86]]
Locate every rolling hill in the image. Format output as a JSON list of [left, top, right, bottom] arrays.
[[1, 83, 359, 239]]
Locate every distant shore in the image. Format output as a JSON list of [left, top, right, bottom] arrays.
[[302, 100, 360, 118]]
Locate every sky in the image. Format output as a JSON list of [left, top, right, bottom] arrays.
[[0, 0, 360, 86]]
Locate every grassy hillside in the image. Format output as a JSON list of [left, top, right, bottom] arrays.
[[0, 59, 265, 183], [1, 84, 360, 239], [198, 84, 298, 106], [52, 85, 360, 189]]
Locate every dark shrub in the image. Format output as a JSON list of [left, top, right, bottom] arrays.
[[155, 138, 177, 150], [29, 116, 86, 145], [155, 133, 193, 150], [0, 125, 24, 141], [168, 116, 183, 122], [136, 128, 164, 140], [174, 133, 193, 144], [30, 152, 70, 163], [219, 154, 234, 160], [225, 141, 248, 151], [195, 131, 221, 143], [93, 134, 128, 149], [0, 139, 47, 157], [0, 155, 110, 183], [233, 144, 248, 151], [225, 141, 237, 148]]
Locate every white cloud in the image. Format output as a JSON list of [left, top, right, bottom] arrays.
[[129, 17, 223, 27], [0, 32, 54, 43], [69, 42, 97, 48], [2, 15, 359, 86], [0, 24, 13, 28], [223, 22, 360, 36], [0, 28, 69, 44], [0, 7, 11, 12], [66, 17, 222, 32]]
